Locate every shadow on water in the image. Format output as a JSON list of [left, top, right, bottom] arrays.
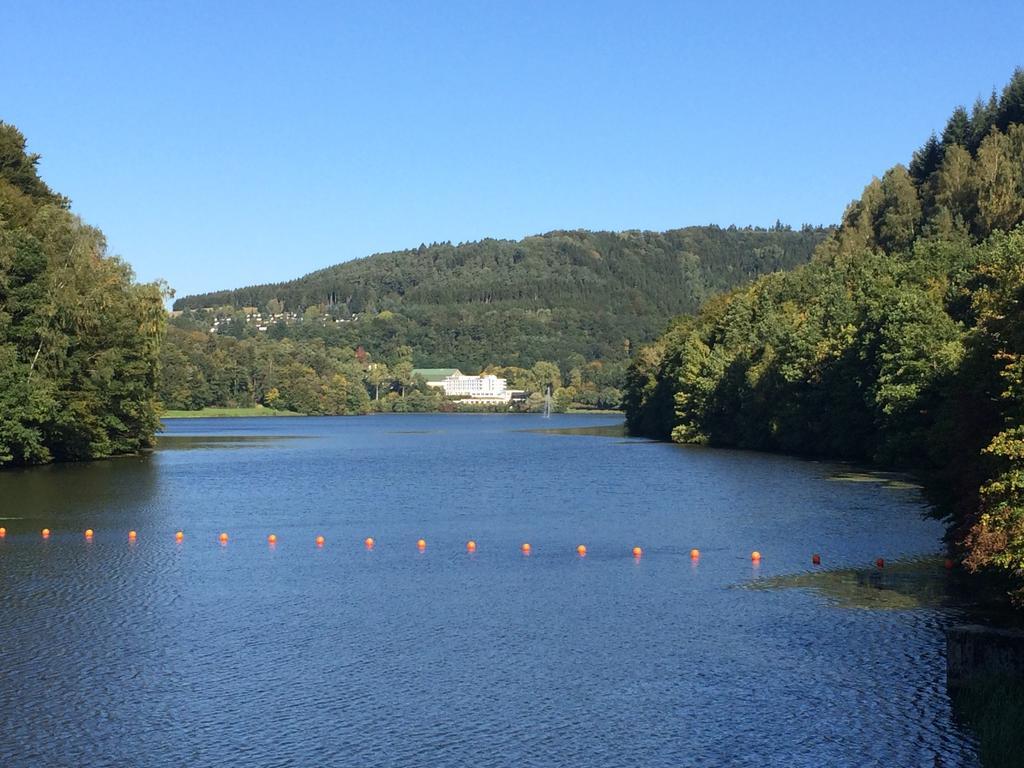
[[0, 455, 160, 533], [156, 434, 305, 451]]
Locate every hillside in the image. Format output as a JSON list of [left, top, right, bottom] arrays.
[[173, 226, 829, 370], [623, 69, 1024, 598]]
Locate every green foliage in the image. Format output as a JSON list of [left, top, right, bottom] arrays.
[[0, 122, 164, 467], [159, 321, 622, 415], [624, 70, 1024, 599], [172, 225, 829, 372]]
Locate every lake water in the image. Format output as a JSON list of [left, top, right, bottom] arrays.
[[0, 414, 979, 766]]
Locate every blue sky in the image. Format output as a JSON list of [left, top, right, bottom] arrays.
[[5, 1, 1023, 299]]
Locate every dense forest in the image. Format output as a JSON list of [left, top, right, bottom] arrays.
[[172, 225, 829, 371], [0, 123, 165, 468], [624, 70, 1024, 598]]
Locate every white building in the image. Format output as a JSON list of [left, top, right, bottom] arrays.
[[414, 368, 513, 403], [441, 372, 510, 402]]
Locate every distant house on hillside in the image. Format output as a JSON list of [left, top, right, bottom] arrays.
[[412, 368, 516, 404]]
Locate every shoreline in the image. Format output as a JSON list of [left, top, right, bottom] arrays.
[[161, 408, 625, 419]]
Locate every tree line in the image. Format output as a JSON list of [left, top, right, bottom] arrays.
[[623, 69, 1024, 600], [160, 322, 624, 415]]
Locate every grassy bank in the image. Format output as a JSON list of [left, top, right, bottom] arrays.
[[161, 406, 300, 419]]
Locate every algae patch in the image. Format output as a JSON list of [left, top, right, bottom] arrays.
[[746, 558, 953, 610]]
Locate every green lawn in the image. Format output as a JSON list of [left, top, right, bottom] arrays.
[[161, 406, 301, 419]]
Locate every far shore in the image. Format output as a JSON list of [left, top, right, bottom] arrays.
[[160, 406, 301, 419], [161, 406, 623, 419]]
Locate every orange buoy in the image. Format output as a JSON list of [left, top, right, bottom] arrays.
[[751, 551, 761, 562], [577, 544, 587, 556], [0, 527, 7, 538], [219, 532, 229, 544], [632, 546, 643, 558], [85, 529, 94, 539], [315, 535, 325, 547], [812, 553, 821, 565], [417, 538, 427, 550], [690, 548, 700, 559], [944, 558, 954, 570], [364, 537, 375, 549], [128, 530, 137, 541], [267, 533, 277, 545], [175, 530, 184, 542], [521, 542, 531, 554], [42, 528, 51, 538], [875, 557, 885, 569], [466, 540, 477, 553]]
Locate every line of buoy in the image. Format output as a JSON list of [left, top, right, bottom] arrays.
[[0, 530, 918, 573]]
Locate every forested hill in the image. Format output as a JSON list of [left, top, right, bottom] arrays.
[[623, 69, 1024, 599], [173, 226, 829, 368]]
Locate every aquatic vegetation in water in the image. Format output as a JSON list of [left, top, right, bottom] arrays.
[[827, 470, 921, 492], [746, 558, 953, 611]]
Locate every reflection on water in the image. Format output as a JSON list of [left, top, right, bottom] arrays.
[[157, 434, 306, 451], [0, 414, 981, 767], [527, 422, 628, 438], [0, 456, 158, 534]]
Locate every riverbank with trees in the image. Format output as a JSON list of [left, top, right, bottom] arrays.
[[0, 122, 165, 468], [624, 69, 1024, 602]]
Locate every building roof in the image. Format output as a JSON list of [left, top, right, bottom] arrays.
[[411, 368, 462, 382]]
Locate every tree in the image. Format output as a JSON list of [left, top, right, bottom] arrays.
[[383, 345, 411, 397], [973, 128, 1024, 237], [909, 133, 942, 183], [875, 166, 922, 253], [530, 361, 561, 392], [366, 362, 389, 401]]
